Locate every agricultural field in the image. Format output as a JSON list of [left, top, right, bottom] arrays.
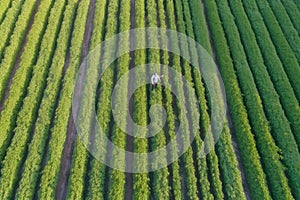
[[0, 0, 299, 199]]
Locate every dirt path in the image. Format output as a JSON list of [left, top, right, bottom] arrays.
[[124, 0, 136, 199], [200, 0, 251, 199], [0, 0, 41, 114], [54, 0, 96, 199]]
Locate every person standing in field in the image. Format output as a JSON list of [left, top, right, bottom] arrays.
[[151, 73, 163, 90]]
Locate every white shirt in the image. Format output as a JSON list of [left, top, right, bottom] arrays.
[[151, 74, 160, 84]]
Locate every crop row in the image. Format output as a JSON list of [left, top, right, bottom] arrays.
[[0, 0, 68, 199], [0, 0, 25, 61], [84, 0, 108, 198], [0, 0, 54, 164], [0, 0, 12, 24], [0, 0, 38, 102], [254, 0, 300, 102], [15, 1, 79, 199], [279, 0, 300, 33], [188, 0, 246, 199], [37, 1, 90, 198], [216, 0, 295, 199], [202, 0, 271, 199]]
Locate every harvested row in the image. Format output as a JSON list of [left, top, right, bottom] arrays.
[[37, 1, 90, 198], [188, 0, 246, 198], [14, 1, 79, 199], [202, 0, 272, 199], [254, 0, 300, 102], [0, 0, 68, 198], [0, 0, 25, 61], [216, 0, 294, 199], [0, 0, 54, 163]]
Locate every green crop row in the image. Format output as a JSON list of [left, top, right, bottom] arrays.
[[234, 0, 300, 198], [0, 0, 37, 101], [202, 0, 272, 199], [253, 0, 300, 102], [0, 0, 12, 24], [180, 0, 226, 199], [146, 0, 171, 198], [0, 0, 68, 198], [0, 0, 54, 163], [188, 0, 246, 199], [14, 2, 78, 199], [37, 1, 90, 198], [0, 0, 25, 61], [279, 0, 300, 33], [217, 1, 294, 199], [242, 0, 300, 148], [107, 0, 131, 198], [266, 0, 300, 62], [85, 0, 108, 198]]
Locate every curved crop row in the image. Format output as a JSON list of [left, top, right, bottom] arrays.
[[0, 0, 25, 61], [188, 0, 246, 199], [0, 0, 54, 163], [0, 0, 68, 198], [254, 0, 300, 102], [14, 2, 78, 199], [37, 1, 90, 198], [202, 0, 271, 199], [216, 1, 294, 199]]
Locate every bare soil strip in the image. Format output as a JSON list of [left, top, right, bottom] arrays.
[[0, 0, 41, 114], [54, 0, 96, 199], [124, 0, 136, 199], [200, 0, 251, 199]]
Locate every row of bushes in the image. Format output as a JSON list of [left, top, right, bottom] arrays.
[[188, 0, 246, 199], [14, 1, 79, 199], [217, 1, 295, 199], [0, 0, 54, 164], [238, 0, 300, 198], [37, 1, 90, 198], [0, 0, 11, 24], [0, 0, 24, 61], [202, 0, 272, 199], [0, 0, 68, 198], [254, 0, 300, 102], [279, 0, 300, 33]]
